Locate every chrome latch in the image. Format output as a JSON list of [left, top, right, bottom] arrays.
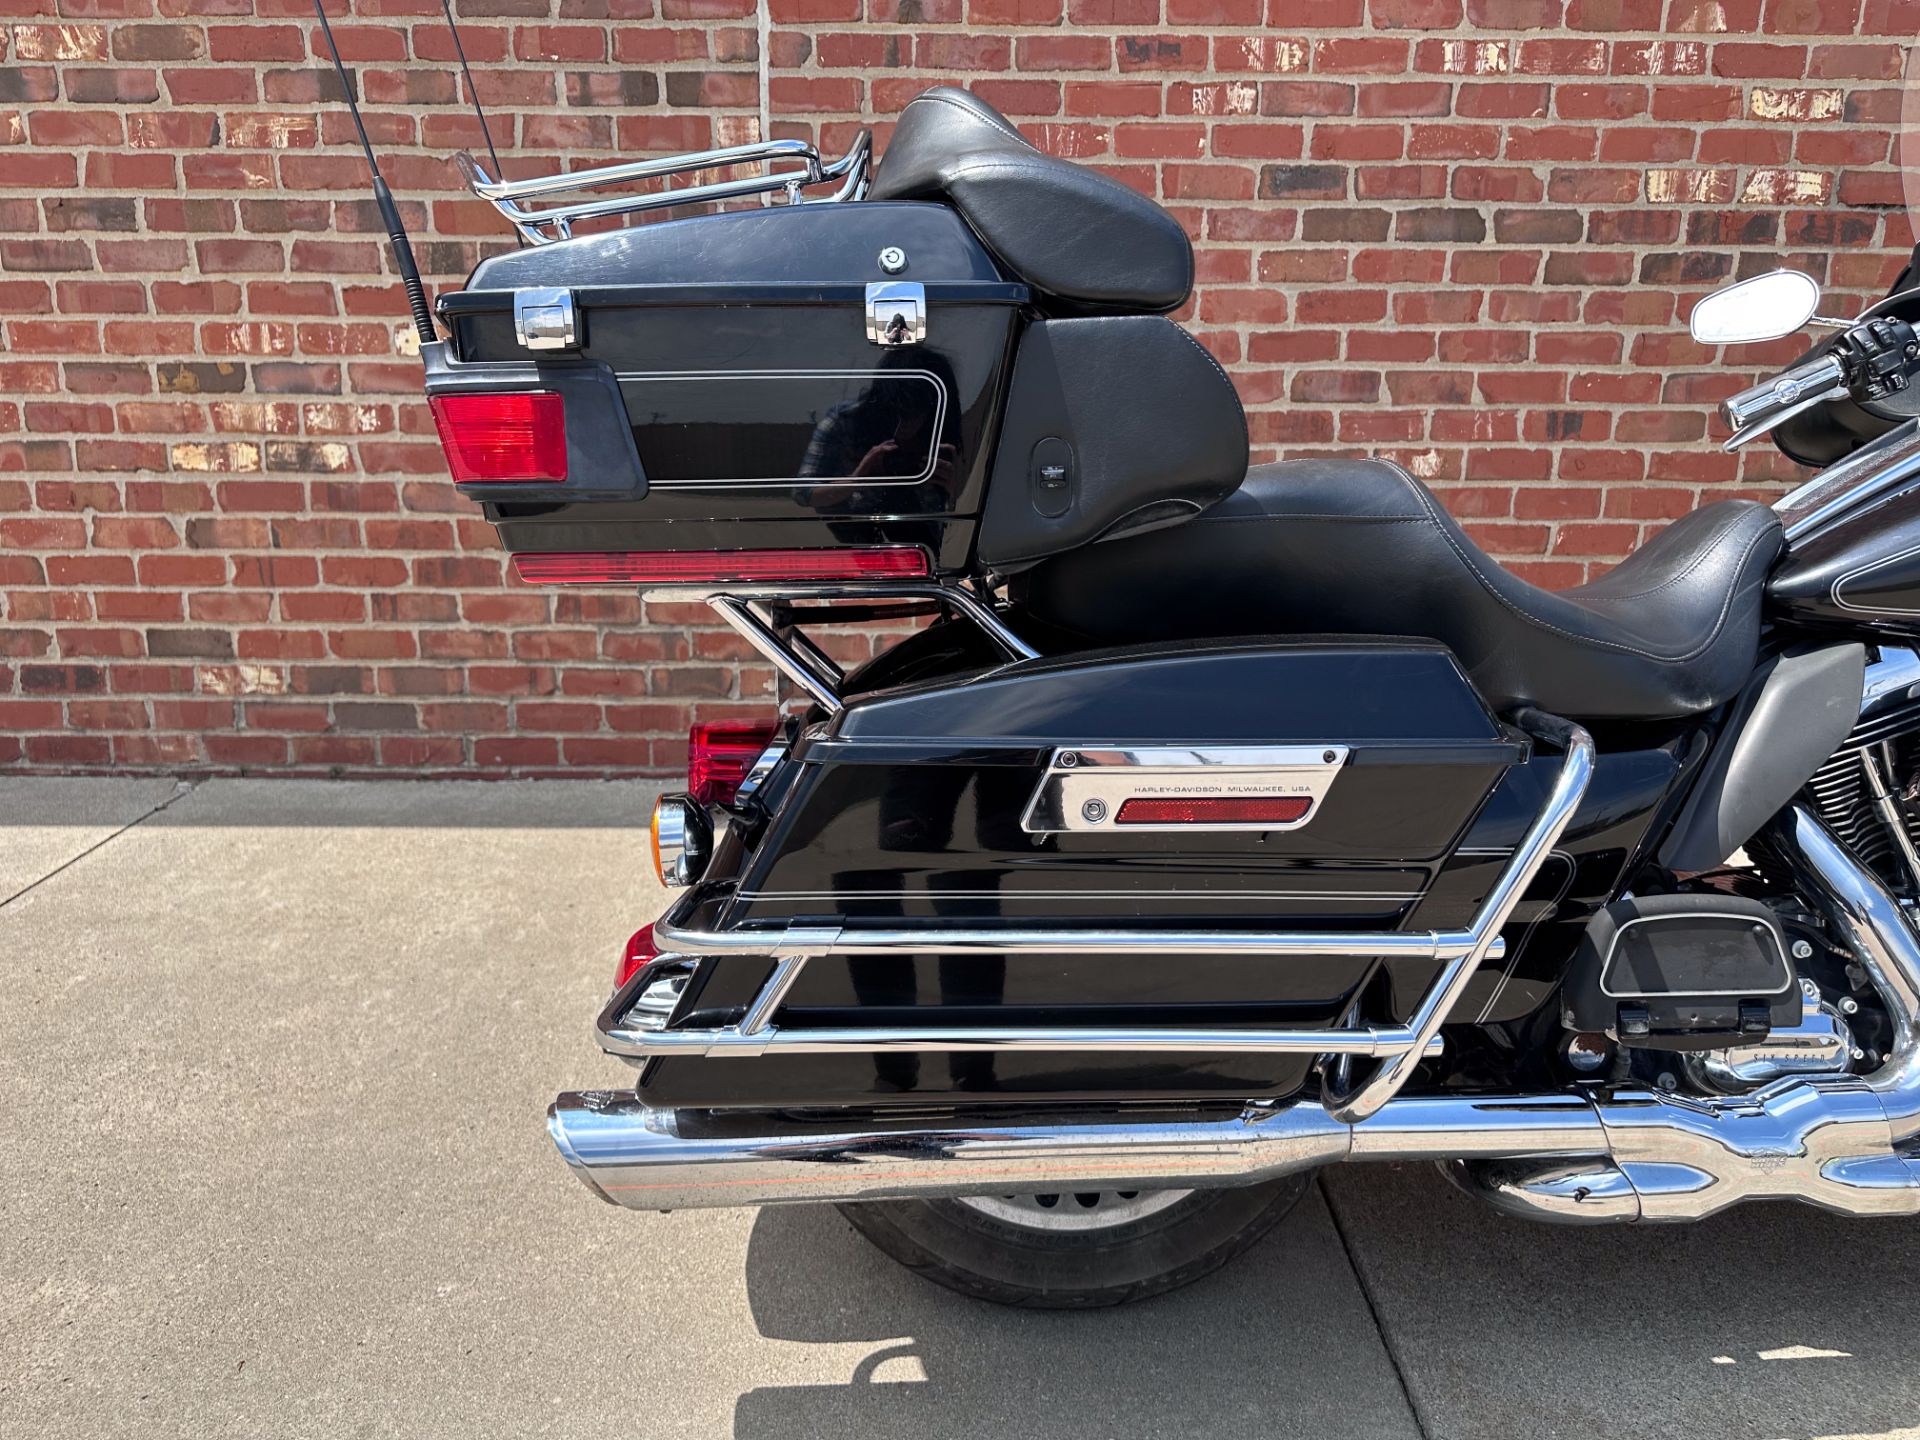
[[865, 281, 925, 346], [514, 287, 578, 351]]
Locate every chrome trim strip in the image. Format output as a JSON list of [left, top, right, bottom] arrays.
[[650, 904, 1498, 961], [597, 1014, 1449, 1061], [737, 887, 1427, 901], [1775, 418, 1920, 541]]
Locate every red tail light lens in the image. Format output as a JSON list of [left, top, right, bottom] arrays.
[[689, 719, 780, 806], [511, 547, 929, 586], [1115, 796, 1315, 826], [615, 924, 660, 989], [430, 391, 568, 484]]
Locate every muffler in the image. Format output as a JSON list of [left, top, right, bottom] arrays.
[[548, 805, 1920, 1222]]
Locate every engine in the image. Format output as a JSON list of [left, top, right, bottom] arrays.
[[1802, 671, 1920, 896]]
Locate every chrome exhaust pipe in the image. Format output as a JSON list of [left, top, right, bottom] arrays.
[[1455, 804, 1920, 1223], [549, 806, 1920, 1222], [547, 1091, 1607, 1210]]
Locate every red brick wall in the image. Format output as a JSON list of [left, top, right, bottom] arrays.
[[1, 1, 1914, 776]]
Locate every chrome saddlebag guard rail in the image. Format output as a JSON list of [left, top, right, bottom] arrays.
[[551, 801, 1920, 1222], [599, 711, 1592, 1118], [549, 713, 1615, 1202]]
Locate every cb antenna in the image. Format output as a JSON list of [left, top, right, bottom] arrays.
[[310, 0, 437, 347], [436, 0, 521, 248]]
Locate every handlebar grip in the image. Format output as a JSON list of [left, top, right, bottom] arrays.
[[1721, 353, 1848, 435]]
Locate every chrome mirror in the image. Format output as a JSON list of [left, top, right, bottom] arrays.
[[1689, 269, 1822, 346]]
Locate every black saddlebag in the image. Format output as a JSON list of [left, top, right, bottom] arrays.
[[639, 639, 1527, 1111]]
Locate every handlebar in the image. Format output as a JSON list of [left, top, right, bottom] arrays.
[[1728, 353, 1843, 437], [1720, 352, 1850, 449]]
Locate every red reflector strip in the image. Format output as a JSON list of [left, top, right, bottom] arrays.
[[689, 719, 780, 807], [615, 923, 660, 989], [431, 391, 568, 484], [511, 547, 931, 586], [1114, 796, 1315, 826]]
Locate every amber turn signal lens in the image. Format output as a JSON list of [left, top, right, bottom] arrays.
[[649, 794, 710, 888]]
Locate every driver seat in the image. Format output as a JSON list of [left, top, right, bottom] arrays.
[[1019, 458, 1785, 721]]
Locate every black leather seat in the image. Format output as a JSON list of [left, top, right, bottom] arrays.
[[868, 87, 1193, 314], [1021, 458, 1786, 721]]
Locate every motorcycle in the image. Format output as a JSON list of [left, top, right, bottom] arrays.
[[317, 5, 1920, 1303]]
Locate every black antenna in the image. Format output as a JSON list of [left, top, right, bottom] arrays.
[[439, 0, 504, 179], [311, 0, 437, 348], [436, 0, 521, 248]]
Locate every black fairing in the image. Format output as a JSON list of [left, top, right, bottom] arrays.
[[977, 316, 1248, 570], [867, 86, 1195, 314], [1770, 464, 1920, 637]]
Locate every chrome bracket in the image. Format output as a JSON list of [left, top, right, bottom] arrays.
[[646, 579, 1038, 714], [866, 281, 926, 346], [514, 287, 577, 351]]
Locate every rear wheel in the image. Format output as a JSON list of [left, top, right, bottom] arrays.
[[838, 1175, 1311, 1308]]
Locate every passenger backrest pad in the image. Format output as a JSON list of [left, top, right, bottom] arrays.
[[868, 86, 1194, 314], [977, 316, 1248, 571]]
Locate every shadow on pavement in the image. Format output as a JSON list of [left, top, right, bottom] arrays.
[[733, 1186, 1422, 1440], [1322, 1163, 1920, 1440], [734, 1166, 1920, 1440]]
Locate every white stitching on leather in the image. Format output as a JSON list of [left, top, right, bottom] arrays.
[[906, 90, 1032, 147]]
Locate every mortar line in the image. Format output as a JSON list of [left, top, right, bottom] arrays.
[[0, 781, 199, 913], [1320, 1173, 1434, 1440]]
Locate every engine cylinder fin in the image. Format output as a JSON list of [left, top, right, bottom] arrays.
[[1803, 691, 1920, 887]]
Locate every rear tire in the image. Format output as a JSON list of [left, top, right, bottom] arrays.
[[838, 1175, 1311, 1308]]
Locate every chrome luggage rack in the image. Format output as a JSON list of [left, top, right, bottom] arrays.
[[606, 570, 1597, 1124], [454, 132, 873, 245]]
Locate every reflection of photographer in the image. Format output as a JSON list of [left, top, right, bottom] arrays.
[[796, 347, 963, 510]]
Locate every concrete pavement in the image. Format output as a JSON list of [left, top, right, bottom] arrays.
[[2, 777, 1918, 1439]]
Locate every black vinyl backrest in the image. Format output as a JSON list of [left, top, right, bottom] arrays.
[[977, 316, 1249, 570], [868, 87, 1195, 314]]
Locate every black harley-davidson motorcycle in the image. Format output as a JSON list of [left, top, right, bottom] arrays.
[[318, 9, 1920, 1302]]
